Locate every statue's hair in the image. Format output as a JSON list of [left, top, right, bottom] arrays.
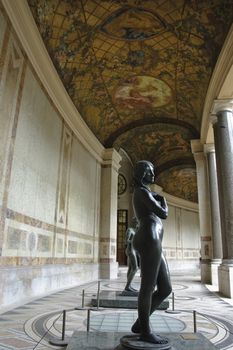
[[133, 160, 154, 186]]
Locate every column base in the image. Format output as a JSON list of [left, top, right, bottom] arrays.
[[200, 260, 211, 284], [218, 262, 233, 298], [99, 261, 118, 279], [210, 259, 222, 287]]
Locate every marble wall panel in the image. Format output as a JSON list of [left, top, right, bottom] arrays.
[[181, 208, 200, 249], [93, 239, 99, 263], [55, 233, 65, 257], [163, 204, 200, 260], [68, 138, 99, 237], [0, 263, 99, 310], [0, 34, 24, 205], [7, 66, 62, 225], [66, 236, 93, 258], [163, 206, 177, 247], [2, 219, 53, 257]]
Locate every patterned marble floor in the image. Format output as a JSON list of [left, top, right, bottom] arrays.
[[1, 268, 233, 349]]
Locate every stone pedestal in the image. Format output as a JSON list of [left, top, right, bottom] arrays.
[[66, 331, 218, 350], [200, 260, 211, 284], [218, 262, 233, 298], [210, 259, 222, 287], [91, 291, 169, 309]]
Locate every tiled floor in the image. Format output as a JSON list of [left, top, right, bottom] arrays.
[[1, 268, 233, 349]]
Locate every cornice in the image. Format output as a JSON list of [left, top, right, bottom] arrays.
[[102, 148, 122, 171], [2, 0, 105, 163], [190, 139, 203, 154], [164, 192, 198, 212], [150, 184, 198, 212]]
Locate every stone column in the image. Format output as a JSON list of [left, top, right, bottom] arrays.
[[211, 101, 233, 297], [99, 148, 121, 279], [204, 144, 222, 286], [191, 140, 212, 284]]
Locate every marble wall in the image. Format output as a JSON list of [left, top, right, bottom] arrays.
[[0, 6, 101, 309], [163, 205, 200, 270]]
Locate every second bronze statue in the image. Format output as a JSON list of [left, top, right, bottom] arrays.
[[124, 219, 139, 293]]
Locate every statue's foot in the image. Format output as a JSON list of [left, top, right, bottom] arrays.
[[125, 286, 138, 292], [131, 319, 140, 333], [140, 333, 168, 344]]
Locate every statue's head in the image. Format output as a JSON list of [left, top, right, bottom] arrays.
[[133, 160, 155, 186]]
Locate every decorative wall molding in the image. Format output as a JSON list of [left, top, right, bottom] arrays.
[[163, 192, 198, 212], [151, 177, 199, 212]]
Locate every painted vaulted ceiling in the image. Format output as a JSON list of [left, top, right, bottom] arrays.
[[28, 0, 233, 202]]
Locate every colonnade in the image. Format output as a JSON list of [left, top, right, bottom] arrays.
[[192, 101, 233, 297]]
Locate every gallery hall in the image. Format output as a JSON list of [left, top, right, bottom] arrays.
[[0, 1, 233, 349]]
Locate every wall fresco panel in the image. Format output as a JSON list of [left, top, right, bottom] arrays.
[[181, 208, 200, 250], [68, 138, 98, 237], [163, 205, 177, 247], [7, 66, 62, 224], [163, 204, 200, 260], [0, 36, 24, 205]]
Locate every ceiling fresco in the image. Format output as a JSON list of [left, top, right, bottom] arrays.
[[156, 166, 198, 203], [28, 0, 233, 202]]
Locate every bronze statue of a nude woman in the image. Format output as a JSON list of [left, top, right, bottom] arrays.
[[131, 160, 172, 345]]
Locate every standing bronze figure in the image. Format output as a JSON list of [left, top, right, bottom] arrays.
[[124, 223, 138, 293], [131, 160, 172, 345]]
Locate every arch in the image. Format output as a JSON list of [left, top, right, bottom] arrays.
[[201, 24, 233, 144], [104, 117, 199, 148]]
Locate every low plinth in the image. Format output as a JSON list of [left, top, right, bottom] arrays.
[[91, 291, 169, 309], [66, 331, 218, 350], [121, 334, 172, 349]]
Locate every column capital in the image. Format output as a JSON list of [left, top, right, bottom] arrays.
[[204, 143, 215, 154], [210, 99, 233, 124], [102, 148, 122, 171], [191, 139, 205, 162], [191, 139, 203, 154]]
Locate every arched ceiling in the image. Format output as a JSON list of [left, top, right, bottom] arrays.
[[28, 0, 233, 202]]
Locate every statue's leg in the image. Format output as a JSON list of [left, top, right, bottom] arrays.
[[133, 240, 162, 340], [125, 252, 138, 291], [132, 253, 171, 334], [150, 253, 172, 312]]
